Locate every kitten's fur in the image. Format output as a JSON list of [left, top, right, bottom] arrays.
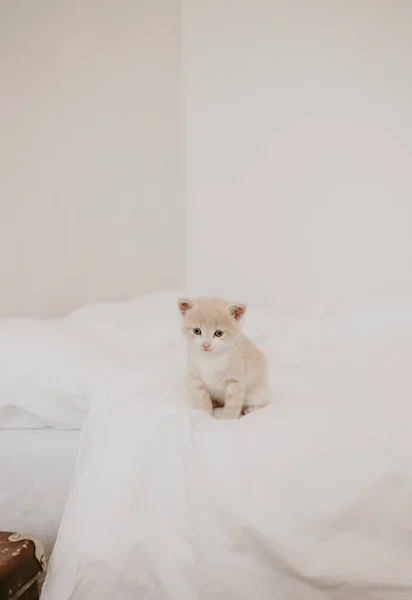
[[178, 296, 268, 419]]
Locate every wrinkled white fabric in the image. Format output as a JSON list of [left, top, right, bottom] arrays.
[[42, 306, 412, 600], [0, 292, 185, 429]]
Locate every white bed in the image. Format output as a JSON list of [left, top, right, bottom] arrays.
[[41, 302, 412, 600], [0, 429, 80, 555], [3, 294, 412, 599]]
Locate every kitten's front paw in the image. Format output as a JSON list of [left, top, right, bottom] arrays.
[[242, 405, 262, 415], [195, 400, 213, 416], [213, 407, 240, 420]]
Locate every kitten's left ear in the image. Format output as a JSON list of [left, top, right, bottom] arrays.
[[227, 303, 247, 321]]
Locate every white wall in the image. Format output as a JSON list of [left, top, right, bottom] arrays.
[[183, 0, 412, 313], [2, 1, 411, 317], [0, 0, 183, 317]]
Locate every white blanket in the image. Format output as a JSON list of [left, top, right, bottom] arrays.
[[42, 306, 412, 600], [0, 429, 80, 555]]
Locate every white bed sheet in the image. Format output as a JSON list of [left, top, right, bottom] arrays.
[[0, 429, 80, 555]]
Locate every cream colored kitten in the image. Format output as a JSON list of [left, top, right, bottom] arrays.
[[178, 296, 268, 419]]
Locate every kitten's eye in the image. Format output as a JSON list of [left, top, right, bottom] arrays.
[[193, 328, 202, 336], [214, 330, 224, 337]]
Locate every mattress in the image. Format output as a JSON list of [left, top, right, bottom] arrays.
[[0, 429, 80, 556]]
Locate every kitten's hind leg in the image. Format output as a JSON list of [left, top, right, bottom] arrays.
[[242, 388, 269, 416]]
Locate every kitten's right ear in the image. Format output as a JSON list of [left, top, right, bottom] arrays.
[[177, 298, 193, 316]]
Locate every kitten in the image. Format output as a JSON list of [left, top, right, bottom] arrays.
[[178, 296, 268, 419]]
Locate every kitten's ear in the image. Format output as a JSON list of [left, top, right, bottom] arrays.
[[227, 303, 247, 321], [177, 297, 194, 316]]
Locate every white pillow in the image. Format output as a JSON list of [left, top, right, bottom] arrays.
[[0, 291, 185, 429], [0, 319, 91, 429], [63, 291, 184, 365]]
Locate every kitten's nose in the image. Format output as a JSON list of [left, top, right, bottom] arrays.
[[202, 341, 211, 350]]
